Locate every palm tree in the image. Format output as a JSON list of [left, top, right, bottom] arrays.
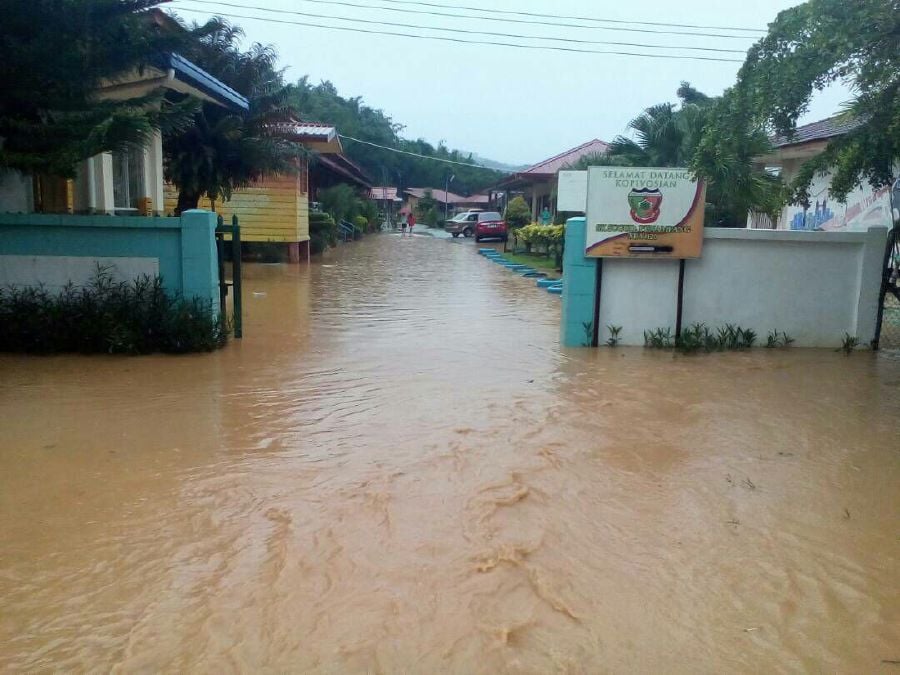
[[567, 84, 785, 226], [164, 18, 303, 213]]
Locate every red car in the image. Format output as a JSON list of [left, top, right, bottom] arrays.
[[473, 211, 508, 243]]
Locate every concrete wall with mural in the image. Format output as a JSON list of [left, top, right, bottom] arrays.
[[777, 163, 892, 232], [0, 210, 220, 313], [562, 218, 887, 348]]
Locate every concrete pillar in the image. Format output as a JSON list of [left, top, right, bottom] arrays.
[[96, 154, 115, 214], [560, 217, 599, 347], [179, 209, 220, 315], [73, 155, 113, 213], [143, 130, 164, 215], [530, 189, 538, 224]]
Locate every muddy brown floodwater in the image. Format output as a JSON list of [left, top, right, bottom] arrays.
[[1, 233, 899, 673]]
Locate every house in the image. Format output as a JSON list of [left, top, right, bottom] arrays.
[[402, 188, 491, 217], [749, 115, 893, 231], [0, 52, 249, 216], [494, 139, 609, 222], [368, 186, 404, 224], [164, 121, 366, 263]]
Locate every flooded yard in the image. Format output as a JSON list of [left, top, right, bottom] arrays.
[[1, 233, 898, 672]]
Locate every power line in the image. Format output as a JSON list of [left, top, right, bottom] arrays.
[[338, 134, 512, 171], [171, 6, 745, 63], [362, 0, 765, 34], [172, 0, 747, 54], [173, 0, 758, 40]]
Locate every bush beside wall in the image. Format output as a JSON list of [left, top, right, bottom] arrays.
[[0, 269, 227, 355]]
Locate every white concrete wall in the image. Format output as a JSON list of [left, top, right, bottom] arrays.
[[595, 227, 888, 348], [0, 170, 34, 213], [0, 255, 159, 293]]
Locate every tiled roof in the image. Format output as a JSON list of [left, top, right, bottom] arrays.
[[315, 154, 372, 188], [404, 188, 489, 205], [520, 138, 610, 176], [771, 115, 863, 148], [404, 188, 464, 204]]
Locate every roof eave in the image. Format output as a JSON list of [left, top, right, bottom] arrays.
[[166, 53, 249, 111]]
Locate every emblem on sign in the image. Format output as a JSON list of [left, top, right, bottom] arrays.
[[627, 187, 663, 224]]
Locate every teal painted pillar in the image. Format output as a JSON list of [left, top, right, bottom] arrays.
[[179, 210, 220, 316], [561, 217, 598, 347]]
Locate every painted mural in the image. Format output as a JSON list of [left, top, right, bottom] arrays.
[[784, 169, 891, 231]]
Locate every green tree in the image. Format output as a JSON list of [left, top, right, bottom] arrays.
[[164, 18, 303, 213], [285, 78, 501, 195], [569, 84, 784, 225], [730, 0, 899, 203], [320, 183, 362, 224], [504, 195, 532, 229], [0, 0, 190, 176], [415, 189, 438, 221]]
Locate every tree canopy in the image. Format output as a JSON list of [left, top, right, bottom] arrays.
[[163, 18, 304, 213], [0, 0, 188, 176], [731, 0, 899, 203], [285, 78, 501, 195], [569, 83, 784, 226]]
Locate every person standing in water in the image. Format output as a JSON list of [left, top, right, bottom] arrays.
[[407, 211, 416, 235]]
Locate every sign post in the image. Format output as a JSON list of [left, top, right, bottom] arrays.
[[585, 166, 705, 259]]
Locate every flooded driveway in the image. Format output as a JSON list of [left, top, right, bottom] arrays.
[[1, 233, 898, 672]]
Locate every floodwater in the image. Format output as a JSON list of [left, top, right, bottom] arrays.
[[1, 233, 898, 673]]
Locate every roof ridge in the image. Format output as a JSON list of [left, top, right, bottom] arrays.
[[525, 138, 608, 173]]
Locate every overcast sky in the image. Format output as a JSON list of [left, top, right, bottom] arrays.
[[168, 0, 850, 166]]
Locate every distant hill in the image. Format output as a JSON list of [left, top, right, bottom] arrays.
[[462, 152, 528, 173]]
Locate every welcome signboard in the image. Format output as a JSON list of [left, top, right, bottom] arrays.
[[585, 166, 706, 258]]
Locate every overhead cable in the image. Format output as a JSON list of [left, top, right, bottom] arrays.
[[171, 6, 746, 63], [173, 0, 759, 40], [172, 0, 747, 54]]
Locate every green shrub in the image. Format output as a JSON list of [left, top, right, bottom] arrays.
[[515, 224, 565, 257], [504, 196, 531, 230], [423, 207, 441, 227], [0, 268, 227, 355], [309, 212, 338, 254]]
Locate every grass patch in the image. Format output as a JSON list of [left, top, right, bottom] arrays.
[[501, 252, 560, 274]]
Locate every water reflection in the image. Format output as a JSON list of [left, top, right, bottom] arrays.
[[1, 234, 898, 672]]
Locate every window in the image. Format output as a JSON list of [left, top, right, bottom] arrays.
[[112, 147, 145, 209]]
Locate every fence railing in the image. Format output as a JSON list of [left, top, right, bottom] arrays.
[[215, 214, 243, 339]]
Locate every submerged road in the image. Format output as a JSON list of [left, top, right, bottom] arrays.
[[1, 233, 899, 672]]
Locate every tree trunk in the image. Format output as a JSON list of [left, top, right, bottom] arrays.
[[176, 190, 201, 216]]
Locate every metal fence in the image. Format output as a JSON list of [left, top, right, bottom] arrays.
[[215, 214, 243, 339]]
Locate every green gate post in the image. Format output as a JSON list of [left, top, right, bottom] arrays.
[[231, 214, 243, 339]]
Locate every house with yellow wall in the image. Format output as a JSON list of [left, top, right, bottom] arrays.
[[163, 121, 347, 263]]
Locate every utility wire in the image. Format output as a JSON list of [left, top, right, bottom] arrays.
[[173, 0, 758, 40], [171, 6, 745, 63], [172, 0, 747, 54], [338, 134, 513, 172], [358, 0, 765, 34]]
